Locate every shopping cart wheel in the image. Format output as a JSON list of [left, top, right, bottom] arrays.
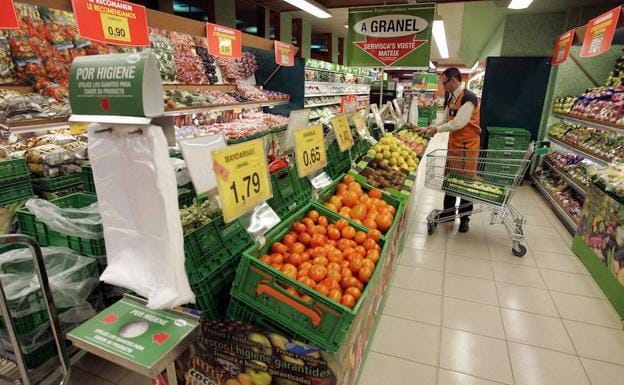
[[512, 244, 527, 257], [427, 221, 437, 235]]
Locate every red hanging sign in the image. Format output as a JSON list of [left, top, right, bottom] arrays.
[[0, 0, 19, 29], [206, 23, 242, 59], [580, 6, 622, 58], [341, 95, 358, 113], [274, 41, 294, 66], [552, 29, 575, 65], [71, 0, 149, 46]]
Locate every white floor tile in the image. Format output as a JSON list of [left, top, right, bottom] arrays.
[[437, 369, 504, 385], [357, 352, 437, 385], [508, 342, 590, 385], [580, 357, 624, 385], [403, 233, 446, 252], [564, 320, 624, 365], [447, 238, 490, 258], [444, 274, 499, 306], [370, 315, 440, 365], [501, 308, 575, 354], [528, 235, 574, 254], [445, 254, 494, 280], [532, 250, 588, 275], [383, 287, 442, 325], [392, 265, 444, 295], [496, 282, 558, 317], [540, 269, 604, 298], [399, 247, 445, 271], [491, 262, 546, 289], [488, 243, 538, 266], [550, 291, 622, 329], [443, 297, 505, 339], [440, 328, 514, 384]]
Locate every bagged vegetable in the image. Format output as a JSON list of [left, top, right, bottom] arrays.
[[26, 144, 72, 166], [24, 198, 102, 239]]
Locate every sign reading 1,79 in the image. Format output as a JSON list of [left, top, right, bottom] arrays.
[[332, 114, 354, 152], [294, 124, 327, 177], [212, 139, 272, 223]]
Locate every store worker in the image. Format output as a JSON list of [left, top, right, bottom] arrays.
[[424, 67, 481, 233]]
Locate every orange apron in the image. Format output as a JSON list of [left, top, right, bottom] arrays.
[[446, 90, 481, 177]]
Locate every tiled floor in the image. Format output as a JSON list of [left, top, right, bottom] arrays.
[[71, 133, 624, 385]]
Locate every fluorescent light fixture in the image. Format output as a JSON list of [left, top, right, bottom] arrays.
[[508, 0, 534, 9], [432, 14, 449, 59], [470, 60, 479, 71], [429, 60, 436, 69], [344, 24, 348, 29], [283, 0, 332, 19]]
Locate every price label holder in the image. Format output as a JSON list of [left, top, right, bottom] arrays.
[[308, 171, 333, 199], [238, 202, 280, 247], [293, 124, 326, 177], [179, 134, 226, 195], [351, 112, 377, 145], [70, 122, 90, 135], [284, 109, 311, 151], [212, 139, 272, 224], [370, 104, 385, 135], [331, 114, 354, 152]]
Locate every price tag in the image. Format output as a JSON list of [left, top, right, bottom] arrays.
[[101, 13, 131, 43], [331, 114, 354, 152], [206, 22, 242, 59], [274, 41, 295, 67], [581, 6, 621, 58], [0, 0, 19, 29], [294, 124, 326, 177], [552, 29, 575, 65], [212, 139, 272, 223], [351, 113, 370, 138], [70, 122, 89, 135], [71, 0, 149, 46]]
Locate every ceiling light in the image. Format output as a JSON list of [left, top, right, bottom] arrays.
[[283, 0, 332, 19], [344, 24, 348, 29], [429, 61, 436, 69], [432, 14, 449, 59], [508, 0, 534, 10]]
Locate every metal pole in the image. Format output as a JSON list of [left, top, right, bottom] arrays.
[[378, 68, 384, 107]]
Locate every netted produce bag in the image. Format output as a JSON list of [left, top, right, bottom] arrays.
[[24, 198, 102, 239]]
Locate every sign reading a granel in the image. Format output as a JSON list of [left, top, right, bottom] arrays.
[[346, 4, 434, 67]]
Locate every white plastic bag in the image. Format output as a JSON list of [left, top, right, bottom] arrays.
[[88, 124, 195, 309], [25, 198, 102, 239]]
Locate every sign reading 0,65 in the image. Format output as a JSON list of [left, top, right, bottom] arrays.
[[294, 124, 327, 177], [212, 139, 272, 223]]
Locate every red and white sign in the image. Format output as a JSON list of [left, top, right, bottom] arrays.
[[0, 0, 19, 29], [580, 6, 622, 58], [274, 41, 294, 66], [552, 29, 575, 65], [71, 0, 149, 46], [206, 22, 242, 59], [341, 95, 358, 113], [354, 35, 427, 66]]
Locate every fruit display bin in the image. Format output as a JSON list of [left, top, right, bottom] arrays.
[[16, 193, 105, 256], [0, 158, 29, 185], [325, 140, 352, 180], [230, 202, 388, 351], [351, 156, 417, 206], [31, 174, 83, 200], [267, 165, 312, 219], [191, 253, 242, 320]]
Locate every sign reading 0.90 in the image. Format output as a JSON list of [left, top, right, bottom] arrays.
[[294, 124, 327, 177], [212, 139, 272, 223]]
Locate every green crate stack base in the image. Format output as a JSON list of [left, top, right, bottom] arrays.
[[31, 174, 83, 200], [226, 297, 298, 339], [0, 158, 29, 184], [353, 138, 371, 161], [325, 140, 351, 180], [16, 193, 105, 256], [177, 183, 196, 208], [0, 180, 33, 207], [190, 255, 241, 320], [487, 126, 531, 151], [230, 201, 388, 351], [81, 165, 95, 193], [267, 165, 312, 219]]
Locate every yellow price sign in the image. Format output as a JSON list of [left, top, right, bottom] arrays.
[[100, 13, 131, 43], [212, 139, 272, 223], [351, 113, 369, 138], [331, 114, 354, 152], [294, 124, 326, 177], [70, 123, 89, 135], [218, 37, 233, 55]]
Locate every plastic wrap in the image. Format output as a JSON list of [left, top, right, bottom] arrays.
[[171, 157, 191, 187], [0, 35, 17, 84], [25, 198, 102, 239], [88, 124, 194, 309], [149, 28, 176, 83]]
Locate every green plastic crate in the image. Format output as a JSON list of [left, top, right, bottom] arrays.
[[31, 174, 83, 200], [16, 193, 105, 256], [325, 140, 351, 179], [230, 202, 388, 351], [0, 180, 33, 206], [226, 297, 297, 339], [81, 165, 95, 194], [190, 255, 241, 320], [183, 215, 254, 284], [177, 183, 195, 208], [350, 157, 418, 206], [487, 126, 530, 138], [0, 158, 29, 184], [443, 173, 507, 205], [267, 165, 312, 219]]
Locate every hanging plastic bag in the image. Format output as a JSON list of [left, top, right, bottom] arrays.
[[25, 198, 102, 239], [88, 124, 195, 309]]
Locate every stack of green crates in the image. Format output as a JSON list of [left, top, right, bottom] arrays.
[[485, 127, 531, 179], [266, 165, 312, 219], [0, 158, 33, 239], [31, 174, 83, 200], [325, 140, 352, 179]]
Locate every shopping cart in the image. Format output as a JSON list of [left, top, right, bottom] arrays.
[[424, 143, 537, 257]]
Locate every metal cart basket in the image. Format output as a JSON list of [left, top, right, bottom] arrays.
[[424, 144, 536, 256]]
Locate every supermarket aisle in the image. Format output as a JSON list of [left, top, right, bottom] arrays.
[[357, 133, 624, 385]]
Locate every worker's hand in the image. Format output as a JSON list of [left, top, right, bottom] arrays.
[[425, 126, 438, 136]]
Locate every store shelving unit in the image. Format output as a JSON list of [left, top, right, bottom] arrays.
[[547, 136, 610, 166], [553, 112, 624, 134], [304, 92, 370, 98], [162, 100, 288, 116], [530, 176, 579, 233], [541, 159, 587, 196]]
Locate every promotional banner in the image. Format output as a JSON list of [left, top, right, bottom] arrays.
[[274, 40, 295, 66], [0, 0, 19, 29], [206, 22, 242, 59], [346, 4, 435, 67], [580, 6, 621, 58], [71, 0, 150, 46], [552, 29, 575, 65]]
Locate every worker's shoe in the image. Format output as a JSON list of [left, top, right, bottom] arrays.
[[458, 218, 470, 233]]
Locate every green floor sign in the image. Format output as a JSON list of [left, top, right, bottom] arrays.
[[68, 297, 198, 376]]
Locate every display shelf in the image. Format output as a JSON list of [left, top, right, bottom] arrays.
[[542, 159, 587, 197], [162, 100, 288, 116], [305, 92, 370, 98], [553, 113, 624, 134], [531, 176, 579, 234], [547, 136, 610, 166], [305, 81, 368, 86], [0, 117, 70, 134], [304, 101, 341, 108]]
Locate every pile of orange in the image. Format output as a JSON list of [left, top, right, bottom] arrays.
[[259, 208, 383, 309], [323, 175, 395, 234]]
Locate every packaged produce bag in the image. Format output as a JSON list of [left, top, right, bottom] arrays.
[[88, 124, 194, 309]]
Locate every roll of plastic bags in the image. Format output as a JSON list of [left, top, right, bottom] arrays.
[[25, 198, 102, 239], [88, 124, 195, 309]]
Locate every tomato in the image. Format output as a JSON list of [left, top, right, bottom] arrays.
[[306, 223, 317, 235], [335, 219, 348, 231], [311, 246, 327, 258], [328, 289, 342, 303], [341, 276, 357, 290], [259, 254, 272, 264], [376, 214, 393, 233], [325, 203, 338, 212], [368, 188, 383, 199], [301, 252, 311, 262], [298, 232, 312, 245], [327, 269, 342, 282], [309, 265, 327, 282], [300, 261, 313, 271], [327, 262, 341, 271], [298, 276, 316, 288], [318, 216, 328, 227], [362, 218, 378, 230], [339, 207, 351, 218], [328, 227, 341, 240], [342, 191, 359, 208], [355, 245, 367, 257], [387, 205, 396, 215], [337, 183, 348, 194], [345, 287, 362, 300], [310, 234, 327, 248], [290, 242, 305, 254], [368, 229, 382, 242], [366, 249, 380, 264], [343, 175, 355, 185], [297, 269, 309, 279], [271, 253, 284, 264], [288, 253, 303, 266], [363, 238, 377, 251], [358, 266, 373, 282], [350, 256, 364, 272], [340, 267, 353, 278], [362, 258, 375, 271], [329, 196, 343, 210], [348, 182, 361, 192], [350, 204, 368, 221], [307, 210, 320, 223], [281, 264, 298, 279], [322, 277, 341, 291], [312, 256, 329, 266], [341, 226, 356, 239], [315, 284, 330, 297], [286, 287, 300, 297], [271, 242, 288, 254], [340, 260, 350, 269], [336, 238, 351, 251], [292, 222, 306, 234], [341, 294, 356, 309], [271, 263, 283, 270], [354, 231, 367, 244], [301, 295, 313, 303], [316, 225, 327, 236], [283, 233, 297, 247], [327, 248, 343, 263]]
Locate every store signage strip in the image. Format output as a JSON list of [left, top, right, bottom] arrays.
[[552, 29, 576, 65], [0, 0, 19, 29], [580, 6, 622, 58], [206, 22, 242, 59], [275, 41, 295, 66]]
